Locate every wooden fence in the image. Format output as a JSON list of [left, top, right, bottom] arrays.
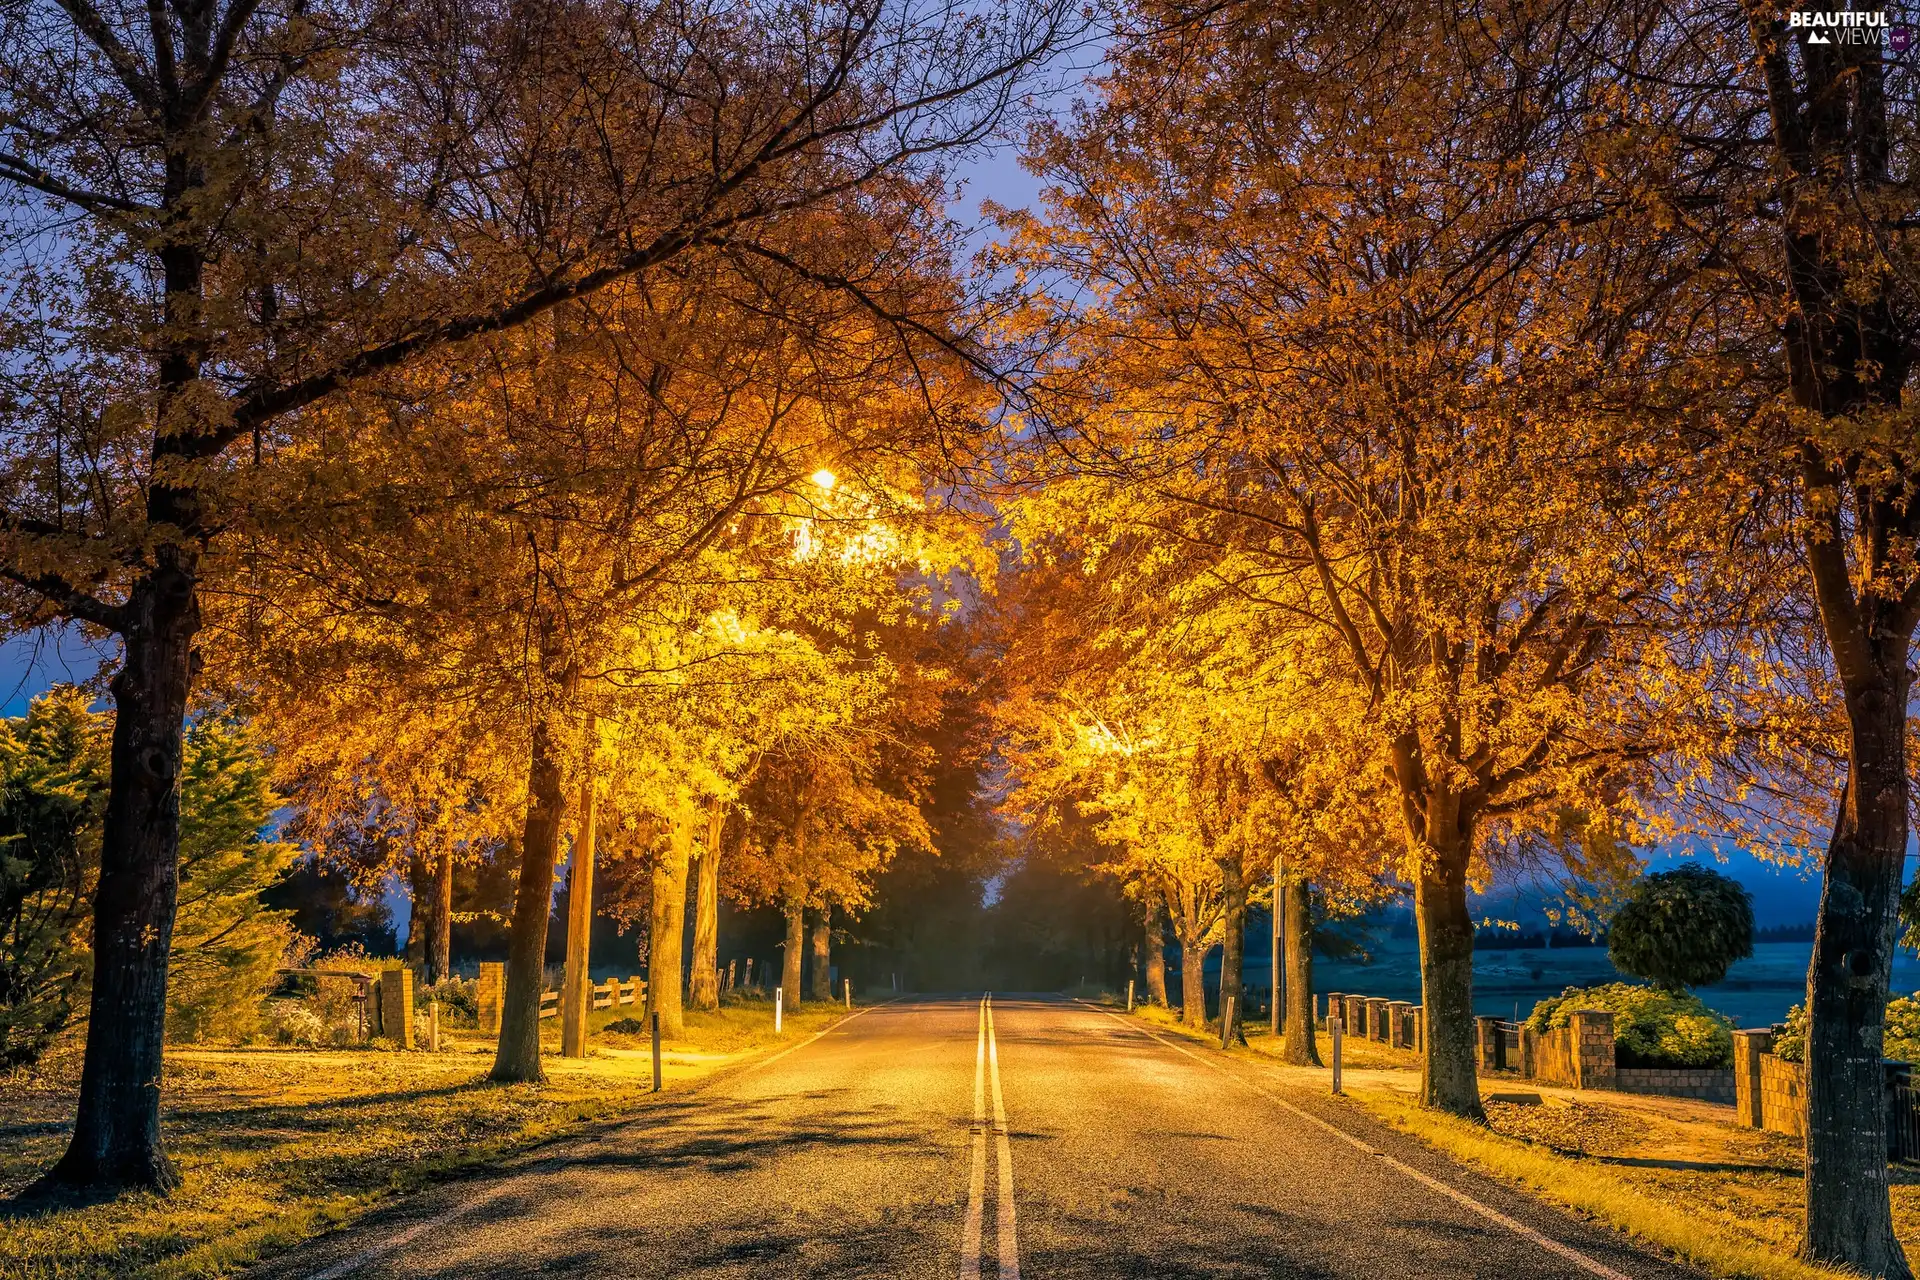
[[538, 976, 644, 1020]]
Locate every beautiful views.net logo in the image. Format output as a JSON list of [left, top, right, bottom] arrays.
[[1789, 10, 1912, 50]]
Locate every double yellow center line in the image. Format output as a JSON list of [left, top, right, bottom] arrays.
[[962, 994, 1020, 1279]]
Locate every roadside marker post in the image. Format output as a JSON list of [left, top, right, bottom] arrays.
[[1331, 1016, 1344, 1094], [775, 986, 783, 1033], [1127, 979, 1135, 1012], [843, 978, 851, 1009], [1221, 995, 1235, 1049], [651, 1012, 663, 1092], [428, 999, 440, 1053]]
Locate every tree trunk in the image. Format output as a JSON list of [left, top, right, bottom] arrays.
[[560, 777, 597, 1059], [646, 808, 693, 1038], [34, 583, 197, 1196], [1280, 875, 1321, 1067], [1802, 663, 1913, 1275], [490, 711, 570, 1084], [1415, 840, 1482, 1119], [405, 852, 431, 972], [808, 907, 832, 1001], [429, 849, 453, 985], [1178, 937, 1209, 1030], [782, 897, 805, 1008], [688, 798, 723, 1012], [1144, 895, 1169, 1007], [1218, 861, 1246, 1043], [1739, 28, 1916, 1274]]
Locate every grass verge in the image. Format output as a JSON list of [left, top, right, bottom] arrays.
[[0, 993, 853, 1280], [1112, 1002, 1896, 1279], [1353, 1088, 1864, 1280]]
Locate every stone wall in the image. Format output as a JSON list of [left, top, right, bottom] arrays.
[[1758, 1051, 1807, 1138], [1521, 1010, 1616, 1091], [1734, 1028, 1805, 1137], [1615, 1067, 1735, 1104], [1527, 1023, 1578, 1087]]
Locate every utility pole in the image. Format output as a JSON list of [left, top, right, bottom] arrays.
[[561, 774, 598, 1058]]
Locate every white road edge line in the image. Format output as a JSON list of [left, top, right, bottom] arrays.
[[962, 996, 988, 1280], [986, 994, 1021, 1280], [301, 1000, 888, 1280], [1082, 1003, 1633, 1280]]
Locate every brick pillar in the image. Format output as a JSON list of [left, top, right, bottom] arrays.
[[1323, 993, 1344, 1031], [1344, 995, 1365, 1038], [1476, 1015, 1503, 1072], [1519, 1024, 1536, 1079], [1367, 998, 1391, 1042], [1570, 1009, 1615, 1090], [1412, 1006, 1423, 1053], [478, 961, 504, 1035], [1733, 1029, 1772, 1128], [1387, 1001, 1413, 1049], [380, 966, 415, 1049]]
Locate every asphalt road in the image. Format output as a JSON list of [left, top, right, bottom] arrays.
[[256, 996, 1706, 1280]]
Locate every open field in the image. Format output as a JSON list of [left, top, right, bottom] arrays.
[[0, 995, 852, 1280]]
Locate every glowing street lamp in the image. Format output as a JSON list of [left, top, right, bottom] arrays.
[[810, 468, 837, 492]]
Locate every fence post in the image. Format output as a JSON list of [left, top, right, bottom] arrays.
[[1331, 1015, 1344, 1094], [1733, 1029, 1771, 1127], [652, 1011, 662, 1092], [478, 961, 504, 1036], [1476, 1015, 1502, 1073], [380, 966, 415, 1049], [775, 985, 783, 1033], [1570, 1009, 1617, 1090], [1387, 1001, 1412, 1050], [428, 998, 440, 1052]]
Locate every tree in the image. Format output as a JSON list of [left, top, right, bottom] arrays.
[[0, 692, 300, 1060], [1481, 5, 1920, 1266], [0, 0, 1071, 1196], [0, 689, 109, 1065], [261, 693, 520, 989], [1003, 0, 1765, 1118], [1608, 864, 1754, 994]]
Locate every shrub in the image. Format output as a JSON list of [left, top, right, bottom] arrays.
[[271, 943, 386, 1046], [165, 716, 307, 1043], [422, 977, 479, 1028], [1528, 982, 1735, 1068], [0, 695, 309, 1059], [1775, 995, 1920, 1065], [1607, 863, 1754, 991]]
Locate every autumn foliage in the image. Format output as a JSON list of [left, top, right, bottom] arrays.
[[1, 3, 1918, 1278]]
